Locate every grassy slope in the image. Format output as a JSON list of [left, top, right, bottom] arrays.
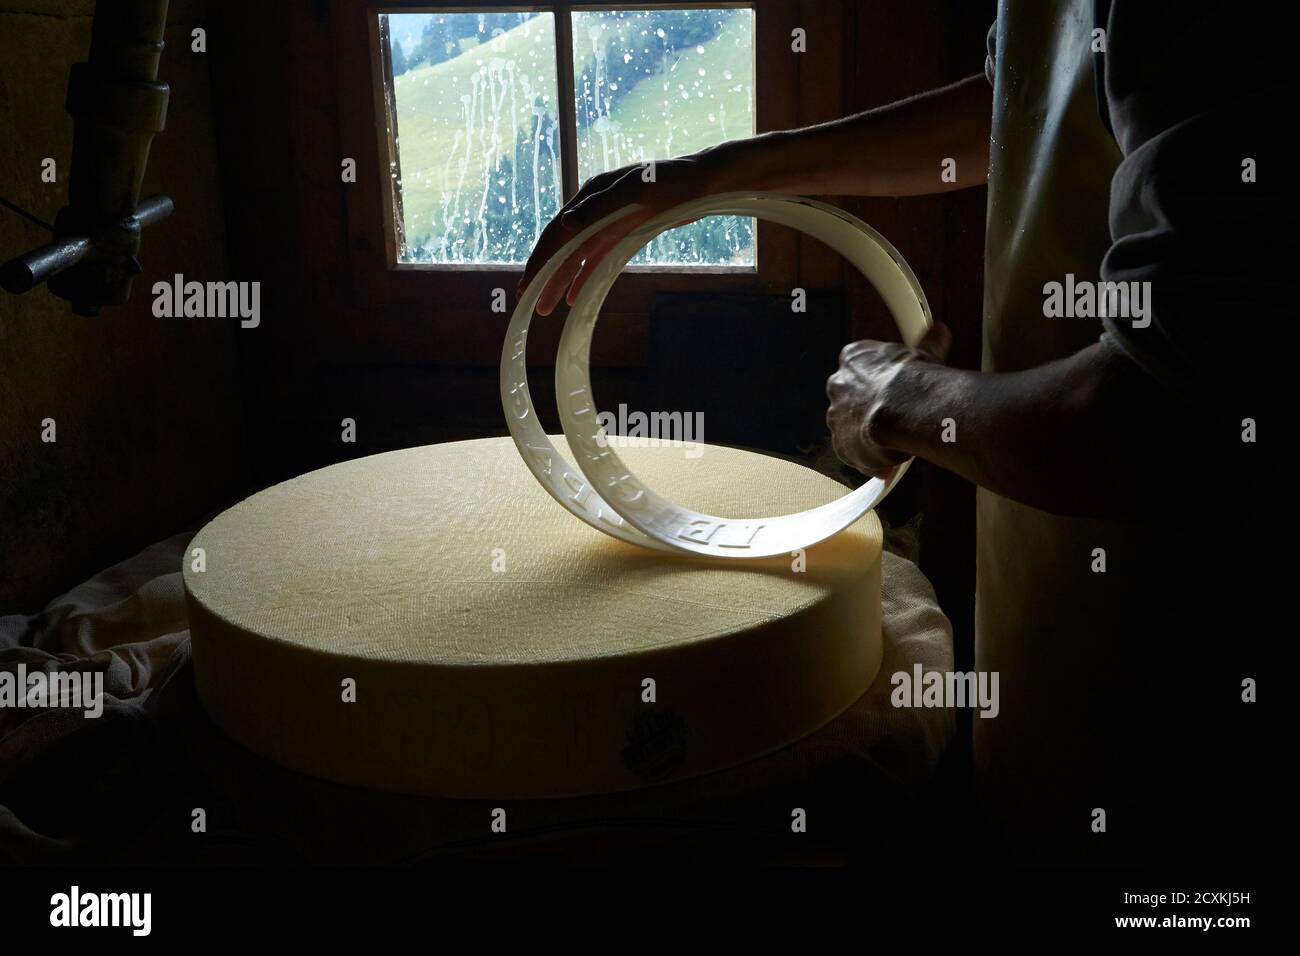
[[391, 12, 754, 254], [392, 18, 560, 244], [573, 13, 754, 182]]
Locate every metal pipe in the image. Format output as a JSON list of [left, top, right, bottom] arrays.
[[0, 238, 93, 295], [132, 193, 173, 227], [0, 195, 173, 295], [68, 0, 171, 220]]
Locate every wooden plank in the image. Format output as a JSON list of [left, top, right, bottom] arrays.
[[553, 2, 581, 200], [795, 0, 844, 292], [753, 0, 798, 292], [373, 12, 407, 266], [329, 0, 395, 309]]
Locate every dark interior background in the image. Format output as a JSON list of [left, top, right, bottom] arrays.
[[1, 0, 991, 681], [0, 0, 242, 612]]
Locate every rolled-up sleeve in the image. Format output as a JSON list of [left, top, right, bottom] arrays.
[[1097, 1, 1294, 410]]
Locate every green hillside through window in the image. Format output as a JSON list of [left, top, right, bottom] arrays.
[[385, 8, 755, 266]]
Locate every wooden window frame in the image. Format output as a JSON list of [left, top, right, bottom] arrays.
[[327, 0, 841, 365]]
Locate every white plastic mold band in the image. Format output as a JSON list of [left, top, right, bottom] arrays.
[[502, 191, 932, 558]]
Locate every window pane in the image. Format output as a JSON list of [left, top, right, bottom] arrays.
[[384, 12, 563, 264], [571, 7, 756, 267]]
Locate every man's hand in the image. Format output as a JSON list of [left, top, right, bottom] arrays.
[[825, 323, 952, 478], [825, 326, 1223, 521], [517, 150, 725, 316]]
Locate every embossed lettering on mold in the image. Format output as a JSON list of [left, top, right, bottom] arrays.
[[501, 192, 932, 558]]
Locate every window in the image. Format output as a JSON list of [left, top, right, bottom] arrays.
[[328, 0, 823, 364], [378, 5, 755, 267]]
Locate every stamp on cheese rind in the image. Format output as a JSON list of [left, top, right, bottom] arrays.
[[621, 708, 687, 781]]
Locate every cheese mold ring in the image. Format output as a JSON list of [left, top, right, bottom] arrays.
[[502, 204, 678, 552], [504, 191, 931, 558]]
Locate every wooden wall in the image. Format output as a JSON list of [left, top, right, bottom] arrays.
[[0, 0, 245, 611]]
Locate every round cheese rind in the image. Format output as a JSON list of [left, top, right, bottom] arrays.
[[184, 437, 883, 798]]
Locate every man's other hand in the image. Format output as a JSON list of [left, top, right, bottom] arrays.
[[826, 322, 952, 478]]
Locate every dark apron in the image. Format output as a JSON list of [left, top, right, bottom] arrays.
[[975, 0, 1248, 862]]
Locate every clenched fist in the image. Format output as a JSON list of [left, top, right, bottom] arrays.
[[825, 322, 951, 478]]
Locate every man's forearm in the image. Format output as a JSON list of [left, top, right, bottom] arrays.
[[869, 343, 1207, 520], [705, 74, 992, 198]]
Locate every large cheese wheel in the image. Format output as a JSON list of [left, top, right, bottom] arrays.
[[184, 437, 883, 798]]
